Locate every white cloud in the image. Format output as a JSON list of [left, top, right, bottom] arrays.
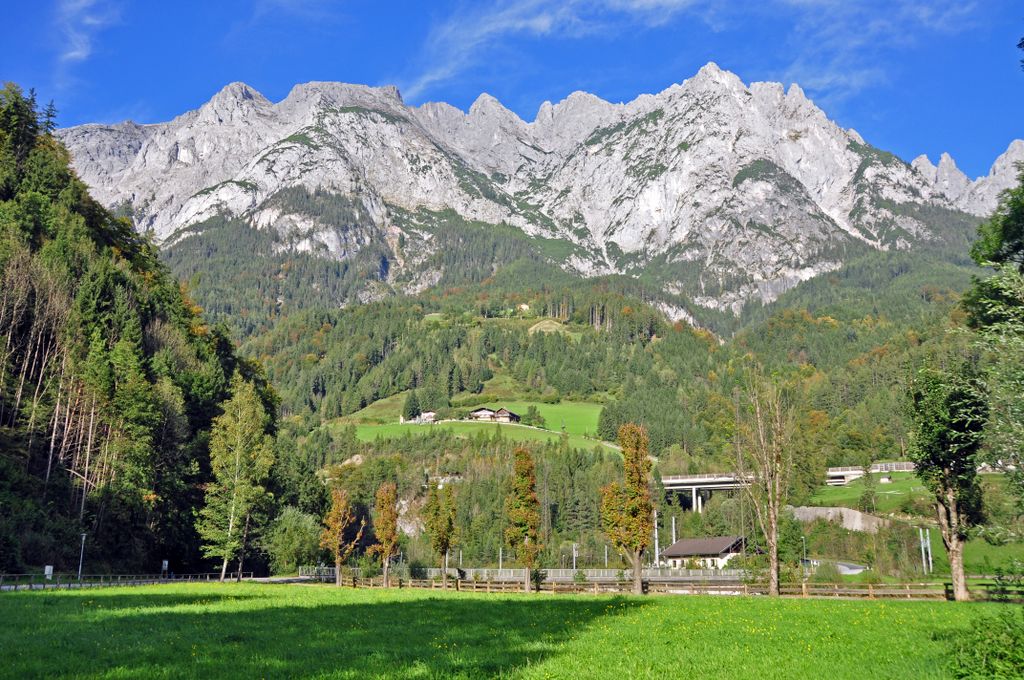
[[400, 0, 980, 104], [400, 0, 711, 101], [55, 0, 120, 64]]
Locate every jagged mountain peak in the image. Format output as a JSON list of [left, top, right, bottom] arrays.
[[57, 65, 1021, 314]]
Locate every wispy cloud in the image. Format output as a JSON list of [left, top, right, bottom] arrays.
[[55, 0, 120, 64], [400, 0, 979, 105], [776, 0, 979, 105], [226, 0, 346, 43], [401, 0, 711, 101]]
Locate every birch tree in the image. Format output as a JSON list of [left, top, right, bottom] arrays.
[[197, 373, 275, 581], [737, 369, 796, 597], [320, 488, 365, 586]]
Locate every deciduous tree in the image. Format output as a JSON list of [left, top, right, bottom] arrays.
[[737, 369, 796, 597], [424, 484, 457, 588], [909, 354, 987, 601], [197, 373, 275, 582], [369, 481, 400, 587], [504, 448, 541, 592], [320, 487, 365, 586], [600, 423, 653, 595]]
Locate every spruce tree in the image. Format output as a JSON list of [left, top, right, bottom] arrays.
[[504, 448, 541, 592]]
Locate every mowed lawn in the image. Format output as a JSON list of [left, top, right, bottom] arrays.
[[0, 583, 1001, 679]]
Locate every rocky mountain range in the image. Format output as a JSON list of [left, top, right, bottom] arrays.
[[59, 63, 1024, 314]]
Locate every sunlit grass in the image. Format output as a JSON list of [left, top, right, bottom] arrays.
[[0, 582, 1002, 679]]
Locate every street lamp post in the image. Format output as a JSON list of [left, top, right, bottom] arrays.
[[77, 533, 86, 581]]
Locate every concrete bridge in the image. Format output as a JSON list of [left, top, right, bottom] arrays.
[[661, 461, 917, 512]]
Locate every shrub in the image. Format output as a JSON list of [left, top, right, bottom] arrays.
[[264, 507, 323, 574], [812, 561, 842, 583], [944, 609, 1024, 679]]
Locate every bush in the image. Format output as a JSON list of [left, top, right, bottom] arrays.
[[264, 507, 323, 575], [812, 561, 842, 583], [944, 609, 1024, 679]]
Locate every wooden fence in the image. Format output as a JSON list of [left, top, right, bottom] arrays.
[[0, 572, 253, 592], [311, 575, 1020, 601]]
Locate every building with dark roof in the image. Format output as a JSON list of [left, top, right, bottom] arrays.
[[659, 536, 745, 569]]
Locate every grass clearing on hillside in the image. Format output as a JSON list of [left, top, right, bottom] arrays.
[[0, 583, 1001, 679], [349, 421, 617, 452], [477, 401, 602, 437]]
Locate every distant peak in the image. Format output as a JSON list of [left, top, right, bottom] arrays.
[[210, 82, 268, 106]]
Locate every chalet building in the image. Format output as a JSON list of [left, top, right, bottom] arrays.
[[419, 411, 437, 423], [660, 536, 745, 569], [495, 408, 520, 424], [469, 407, 521, 423]]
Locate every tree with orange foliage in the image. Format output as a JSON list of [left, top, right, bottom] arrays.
[[320, 488, 365, 586], [504, 448, 541, 592], [369, 482, 400, 587], [600, 424, 653, 595]]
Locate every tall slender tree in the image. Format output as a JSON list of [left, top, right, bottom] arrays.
[[196, 373, 275, 581], [423, 484, 457, 589], [369, 481, 400, 587], [600, 423, 653, 595], [320, 488, 365, 586], [504, 448, 541, 592], [737, 368, 796, 597], [909, 355, 987, 601]]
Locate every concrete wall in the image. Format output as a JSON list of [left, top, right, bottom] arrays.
[[790, 506, 890, 534]]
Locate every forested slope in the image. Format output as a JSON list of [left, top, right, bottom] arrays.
[[0, 85, 274, 572]]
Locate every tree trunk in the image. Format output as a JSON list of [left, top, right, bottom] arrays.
[[767, 513, 780, 596], [382, 557, 390, 588], [220, 556, 229, 582], [631, 550, 643, 595], [335, 555, 342, 586], [236, 513, 251, 583], [948, 538, 969, 601], [524, 563, 531, 593], [442, 551, 448, 590]]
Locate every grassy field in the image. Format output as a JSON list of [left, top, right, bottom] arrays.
[[0, 583, 1002, 679], [347, 421, 618, 453], [809, 472, 927, 513], [475, 400, 602, 437]]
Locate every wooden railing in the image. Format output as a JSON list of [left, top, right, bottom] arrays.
[[305, 576, 1017, 601], [0, 572, 252, 591]]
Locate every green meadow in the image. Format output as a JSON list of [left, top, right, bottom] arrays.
[[0, 583, 1002, 679]]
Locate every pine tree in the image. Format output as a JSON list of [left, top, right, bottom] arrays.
[[504, 448, 541, 592], [197, 373, 275, 581], [402, 390, 420, 421]]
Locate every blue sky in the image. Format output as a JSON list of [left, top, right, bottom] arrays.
[[2, 0, 1022, 177]]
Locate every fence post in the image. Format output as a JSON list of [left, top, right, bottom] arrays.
[[868, 583, 874, 599], [455, 579, 460, 592], [802, 582, 808, 598]]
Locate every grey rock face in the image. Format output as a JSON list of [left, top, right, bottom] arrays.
[[58, 64, 1020, 312]]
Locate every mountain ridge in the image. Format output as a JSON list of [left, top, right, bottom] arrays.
[[58, 63, 1023, 314]]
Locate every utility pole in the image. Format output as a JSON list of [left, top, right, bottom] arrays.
[[604, 544, 608, 568], [572, 543, 577, 571], [671, 515, 676, 544], [801, 536, 807, 578], [77, 533, 86, 581], [918, 528, 927, 574], [653, 508, 660, 568], [499, 545, 503, 571], [925, 528, 933, 574]]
